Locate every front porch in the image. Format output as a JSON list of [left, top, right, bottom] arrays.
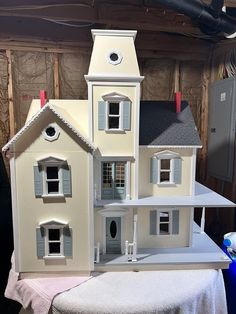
[[94, 223, 231, 271]]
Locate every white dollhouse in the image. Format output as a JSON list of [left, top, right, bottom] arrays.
[[3, 29, 234, 276]]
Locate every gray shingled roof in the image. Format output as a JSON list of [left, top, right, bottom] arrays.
[[139, 101, 201, 146]]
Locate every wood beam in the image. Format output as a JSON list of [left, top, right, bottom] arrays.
[[0, 2, 202, 35], [6, 50, 16, 138], [53, 53, 60, 99]]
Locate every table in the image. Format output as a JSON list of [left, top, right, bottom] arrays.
[[48, 269, 227, 314]]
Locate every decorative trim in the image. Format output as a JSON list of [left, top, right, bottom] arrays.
[[39, 219, 68, 227], [190, 148, 197, 196], [84, 74, 144, 83], [139, 145, 202, 149], [134, 84, 141, 199], [10, 157, 20, 272], [99, 207, 128, 217], [43, 255, 65, 260], [96, 156, 135, 162], [102, 92, 129, 101], [154, 150, 180, 159], [91, 29, 137, 41]]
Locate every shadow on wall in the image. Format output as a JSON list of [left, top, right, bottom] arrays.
[[0, 153, 21, 313]]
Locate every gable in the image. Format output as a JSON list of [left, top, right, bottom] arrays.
[[3, 104, 96, 153]]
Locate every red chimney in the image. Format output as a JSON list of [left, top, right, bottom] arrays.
[[40, 90, 47, 108], [175, 91, 181, 113]]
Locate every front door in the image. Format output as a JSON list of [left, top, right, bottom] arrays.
[[106, 217, 121, 254]]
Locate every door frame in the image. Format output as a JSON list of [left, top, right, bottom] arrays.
[[102, 215, 124, 254]]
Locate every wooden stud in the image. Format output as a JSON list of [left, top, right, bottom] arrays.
[[6, 49, 16, 138], [53, 53, 60, 99], [198, 52, 212, 182], [174, 60, 180, 93]]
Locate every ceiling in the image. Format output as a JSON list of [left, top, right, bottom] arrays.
[[0, 0, 235, 58]]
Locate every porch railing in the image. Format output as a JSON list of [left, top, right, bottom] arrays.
[[125, 240, 137, 262]]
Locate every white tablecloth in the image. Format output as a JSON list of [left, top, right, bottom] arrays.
[[49, 269, 227, 314]]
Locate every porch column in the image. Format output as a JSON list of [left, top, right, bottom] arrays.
[[132, 210, 138, 261], [200, 207, 206, 233]]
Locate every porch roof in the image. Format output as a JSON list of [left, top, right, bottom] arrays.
[[96, 182, 235, 208]]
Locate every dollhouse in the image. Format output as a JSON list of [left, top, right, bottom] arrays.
[[3, 29, 235, 276]]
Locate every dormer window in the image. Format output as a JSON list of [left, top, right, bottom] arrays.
[[150, 151, 182, 185], [98, 92, 131, 132]]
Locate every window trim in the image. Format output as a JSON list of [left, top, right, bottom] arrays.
[[36, 157, 68, 198], [150, 209, 174, 236], [42, 123, 60, 142], [159, 159, 173, 184], [106, 100, 123, 131], [101, 92, 130, 132], [104, 100, 125, 132], [153, 151, 181, 185], [158, 211, 172, 235], [42, 164, 63, 197], [44, 226, 64, 257]]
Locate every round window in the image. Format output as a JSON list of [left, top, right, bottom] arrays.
[[107, 51, 123, 65], [109, 53, 119, 62], [42, 123, 60, 142], [45, 126, 56, 137]]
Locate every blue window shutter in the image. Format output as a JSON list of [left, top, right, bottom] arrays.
[[172, 210, 179, 234], [150, 210, 157, 235], [150, 157, 158, 183], [63, 227, 72, 257], [173, 158, 182, 184], [62, 165, 72, 196], [34, 165, 43, 197], [98, 101, 106, 130], [123, 101, 131, 130], [36, 227, 45, 257]]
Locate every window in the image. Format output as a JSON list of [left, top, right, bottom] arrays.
[[47, 228, 62, 255], [108, 102, 120, 129], [42, 123, 60, 141], [160, 159, 171, 183], [159, 212, 170, 234], [45, 166, 60, 194], [34, 157, 71, 198], [36, 221, 72, 259], [107, 50, 123, 65], [102, 161, 126, 200], [98, 93, 131, 131], [150, 151, 182, 185], [150, 209, 179, 235]]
